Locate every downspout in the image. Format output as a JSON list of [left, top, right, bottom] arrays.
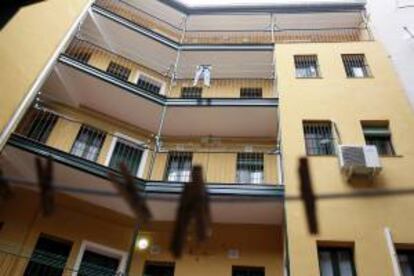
[[0, 1, 94, 151]]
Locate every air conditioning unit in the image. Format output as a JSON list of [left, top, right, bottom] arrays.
[[338, 145, 382, 179]]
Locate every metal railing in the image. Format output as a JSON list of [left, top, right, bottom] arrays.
[[273, 27, 373, 43], [0, 249, 125, 276], [63, 38, 276, 98], [15, 107, 280, 185], [93, 0, 373, 44]]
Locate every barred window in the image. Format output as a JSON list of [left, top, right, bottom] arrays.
[[240, 88, 263, 98], [398, 250, 414, 276], [78, 250, 120, 276], [342, 54, 371, 78], [303, 122, 335, 156], [236, 153, 264, 184], [24, 235, 72, 276], [165, 152, 192, 182], [74, 51, 92, 64], [181, 87, 202, 98], [109, 138, 144, 176], [71, 125, 106, 162], [318, 247, 356, 276], [19, 109, 58, 143], [106, 61, 131, 82], [137, 74, 162, 94], [294, 55, 320, 78], [233, 266, 265, 276], [362, 123, 395, 155]]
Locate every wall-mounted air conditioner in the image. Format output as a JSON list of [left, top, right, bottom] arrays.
[[338, 145, 382, 180]]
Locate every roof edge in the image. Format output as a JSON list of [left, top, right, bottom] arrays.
[[158, 0, 366, 14]]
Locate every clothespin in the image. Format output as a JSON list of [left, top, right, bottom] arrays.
[[35, 157, 55, 216], [170, 165, 211, 258], [299, 157, 318, 234], [108, 163, 151, 225], [0, 167, 12, 201]]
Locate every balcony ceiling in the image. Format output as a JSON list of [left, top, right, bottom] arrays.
[[80, 11, 177, 75], [1, 144, 283, 225], [42, 59, 278, 138], [122, 0, 365, 30]]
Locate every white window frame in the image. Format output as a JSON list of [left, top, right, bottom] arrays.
[[136, 73, 166, 95], [72, 240, 128, 276], [104, 133, 149, 178]]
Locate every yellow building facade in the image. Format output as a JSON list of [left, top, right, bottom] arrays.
[[0, 0, 413, 276]]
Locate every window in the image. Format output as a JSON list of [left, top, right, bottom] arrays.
[[71, 125, 106, 162], [318, 247, 356, 276], [143, 261, 175, 276], [398, 250, 414, 276], [342, 54, 371, 78], [294, 55, 320, 78], [106, 61, 131, 82], [78, 250, 120, 276], [70, 50, 92, 64], [181, 87, 202, 98], [303, 122, 336, 156], [232, 266, 265, 276], [108, 137, 144, 176], [19, 109, 58, 143], [240, 88, 263, 98], [236, 153, 264, 184], [165, 152, 192, 182], [362, 123, 395, 156], [24, 235, 72, 276], [137, 74, 162, 94]]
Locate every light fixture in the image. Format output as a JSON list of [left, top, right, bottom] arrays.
[[136, 237, 150, 250]]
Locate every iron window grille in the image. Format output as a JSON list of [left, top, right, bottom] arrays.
[[236, 153, 264, 184], [240, 88, 263, 98], [71, 125, 106, 162], [78, 250, 120, 276], [294, 55, 320, 78], [342, 54, 371, 78], [397, 250, 414, 276], [144, 262, 175, 276], [137, 74, 162, 94], [318, 247, 356, 276], [362, 124, 396, 156], [73, 50, 92, 64], [303, 122, 336, 156], [181, 87, 203, 98], [232, 266, 265, 276], [24, 235, 72, 276], [19, 109, 58, 144], [109, 138, 144, 176], [106, 61, 131, 82], [165, 152, 193, 182]]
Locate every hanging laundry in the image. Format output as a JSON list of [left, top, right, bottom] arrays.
[[108, 163, 152, 225], [36, 157, 55, 216], [298, 157, 318, 234], [193, 65, 212, 87], [170, 165, 211, 258]]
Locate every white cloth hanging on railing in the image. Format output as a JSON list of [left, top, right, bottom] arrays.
[[193, 65, 212, 87]]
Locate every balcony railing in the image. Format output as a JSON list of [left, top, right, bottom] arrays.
[[0, 249, 124, 276], [63, 38, 276, 98], [15, 107, 280, 186], [93, 0, 373, 44]]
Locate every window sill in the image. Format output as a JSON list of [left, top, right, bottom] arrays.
[[379, 154, 403, 158], [346, 76, 374, 79], [306, 155, 337, 157], [295, 76, 323, 80]]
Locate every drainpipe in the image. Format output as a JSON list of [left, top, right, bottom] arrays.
[[384, 227, 403, 276]]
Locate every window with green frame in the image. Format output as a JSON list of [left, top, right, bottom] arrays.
[[108, 138, 144, 176], [318, 246, 356, 276], [362, 123, 395, 156]]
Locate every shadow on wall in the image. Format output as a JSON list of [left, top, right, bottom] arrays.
[[0, 0, 46, 30]]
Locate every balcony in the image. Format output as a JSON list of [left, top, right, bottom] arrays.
[[1, 106, 283, 225], [92, 0, 372, 45]]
